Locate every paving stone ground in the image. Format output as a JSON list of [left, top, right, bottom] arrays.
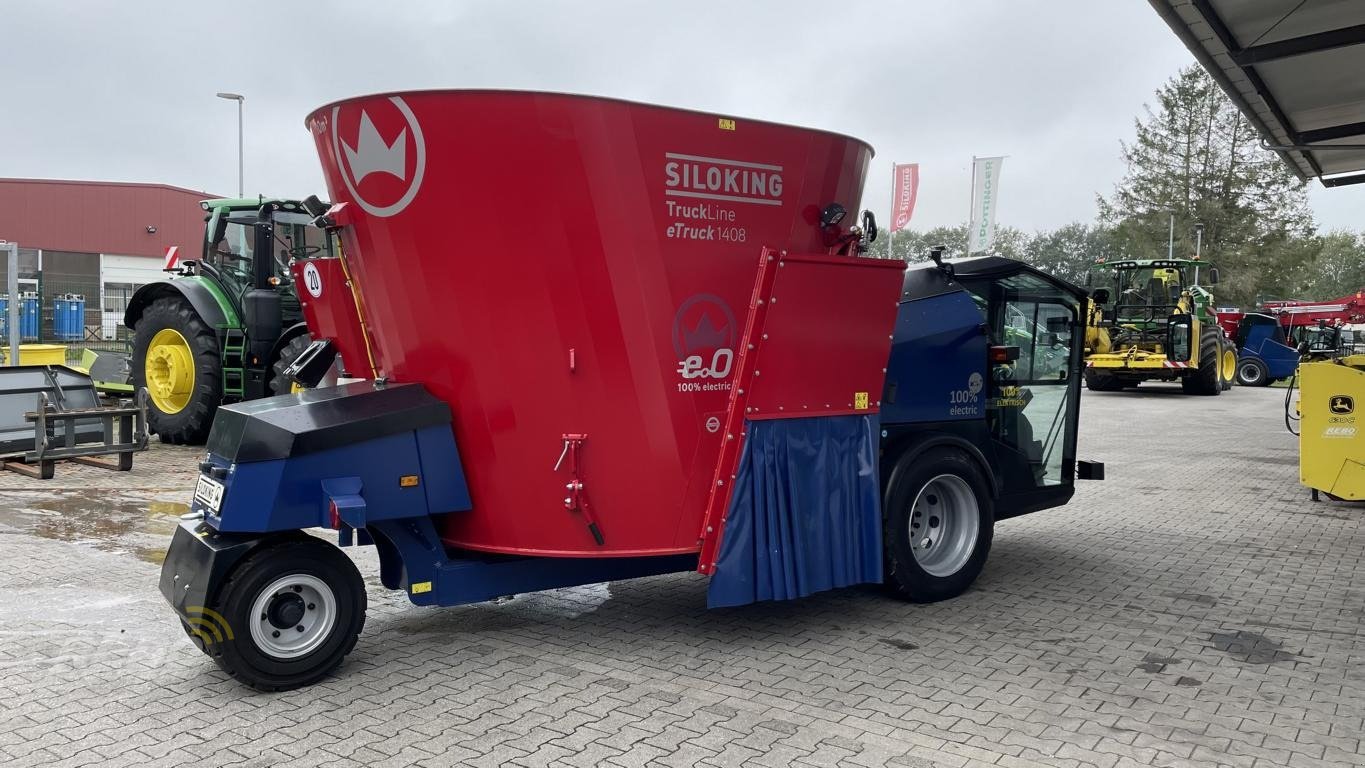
[[0, 384, 1361, 767]]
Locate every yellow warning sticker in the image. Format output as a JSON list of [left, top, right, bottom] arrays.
[[411, 581, 432, 594], [854, 392, 869, 410], [718, 118, 736, 131]]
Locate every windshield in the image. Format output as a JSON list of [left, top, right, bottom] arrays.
[[1115, 266, 1183, 308]]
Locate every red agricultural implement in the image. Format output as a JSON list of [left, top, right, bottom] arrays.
[[159, 91, 1102, 690]]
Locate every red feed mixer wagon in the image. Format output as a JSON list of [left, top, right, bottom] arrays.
[[160, 90, 1101, 690]]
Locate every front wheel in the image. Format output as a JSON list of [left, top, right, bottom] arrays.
[[1181, 328, 1222, 396], [884, 448, 994, 603], [1236, 357, 1269, 387], [206, 537, 366, 691], [1084, 369, 1126, 392]]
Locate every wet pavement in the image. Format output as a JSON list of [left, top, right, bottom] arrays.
[[0, 385, 1362, 767]]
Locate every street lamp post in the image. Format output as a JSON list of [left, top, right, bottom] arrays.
[[1193, 222, 1205, 284], [216, 92, 245, 197]]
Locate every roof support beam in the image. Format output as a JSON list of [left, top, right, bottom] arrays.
[[1185, 0, 1326, 178], [1299, 121, 1365, 143], [1232, 24, 1365, 65], [1322, 172, 1365, 188]]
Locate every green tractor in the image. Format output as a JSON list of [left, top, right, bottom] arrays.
[[124, 197, 332, 443]]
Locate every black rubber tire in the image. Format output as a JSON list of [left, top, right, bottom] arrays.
[[1236, 357, 1270, 387], [268, 333, 313, 396], [1084, 369, 1126, 392], [883, 448, 994, 603], [206, 537, 366, 692], [131, 296, 223, 444], [1181, 328, 1222, 396]]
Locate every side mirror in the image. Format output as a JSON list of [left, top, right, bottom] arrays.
[[300, 195, 329, 218], [1091, 288, 1111, 305], [1208, 267, 1220, 285]]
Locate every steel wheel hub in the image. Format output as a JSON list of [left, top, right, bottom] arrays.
[[908, 474, 980, 577], [145, 328, 194, 413], [249, 574, 337, 660]]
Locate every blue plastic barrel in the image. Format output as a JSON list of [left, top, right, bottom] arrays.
[[20, 292, 39, 340], [54, 294, 85, 341], [69, 294, 87, 341], [53, 297, 69, 340]]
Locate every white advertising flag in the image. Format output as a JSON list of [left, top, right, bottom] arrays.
[[967, 156, 1004, 254]]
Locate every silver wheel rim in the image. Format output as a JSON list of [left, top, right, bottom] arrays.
[[248, 574, 337, 660], [908, 474, 980, 577], [1239, 362, 1260, 383]]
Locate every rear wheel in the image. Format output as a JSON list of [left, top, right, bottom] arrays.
[[1219, 338, 1237, 391], [884, 449, 994, 603], [1236, 357, 1270, 387], [206, 537, 366, 691], [1181, 328, 1222, 396], [1084, 369, 1126, 392], [132, 296, 222, 444]]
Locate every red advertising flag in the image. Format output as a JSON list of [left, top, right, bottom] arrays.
[[890, 163, 920, 233]]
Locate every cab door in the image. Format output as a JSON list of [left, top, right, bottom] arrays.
[[966, 273, 1085, 514]]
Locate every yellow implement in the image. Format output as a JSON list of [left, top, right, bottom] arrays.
[[0, 343, 67, 366], [1297, 353, 1365, 501]]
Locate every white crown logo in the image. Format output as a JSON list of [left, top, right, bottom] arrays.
[[342, 111, 407, 184]]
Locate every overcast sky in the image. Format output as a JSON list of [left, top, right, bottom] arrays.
[[3, 1, 1360, 234]]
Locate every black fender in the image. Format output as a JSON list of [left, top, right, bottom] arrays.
[[124, 280, 231, 333], [158, 519, 307, 619], [881, 427, 999, 502]]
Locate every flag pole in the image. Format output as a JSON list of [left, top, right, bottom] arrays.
[[889, 162, 896, 260], [967, 155, 977, 255]]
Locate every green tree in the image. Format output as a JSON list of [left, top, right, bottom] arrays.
[[1293, 231, 1365, 301], [1098, 64, 1314, 306], [871, 224, 1027, 262], [1019, 223, 1119, 286]]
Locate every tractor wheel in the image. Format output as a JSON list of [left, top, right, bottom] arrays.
[[1236, 357, 1270, 387], [205, 536, 366, 691], [1181, 328, 1222, 396], [1084, 369, 1126, 392], [132, 296, 223, 444], [1219, 338, 1237, 391], [268, 334, 313, 396], [883, 448, 994, 603]]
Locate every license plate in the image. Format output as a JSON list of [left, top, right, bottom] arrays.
[[194, 475, 225, 512]]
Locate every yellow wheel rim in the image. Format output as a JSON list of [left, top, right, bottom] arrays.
[[145, 328, 195, 414], [1221, 347, 1237, 383]]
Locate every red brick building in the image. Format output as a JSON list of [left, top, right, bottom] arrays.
[[0, 178, 216, 340]]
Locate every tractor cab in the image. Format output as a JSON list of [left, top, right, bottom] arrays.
[[1093, 259, 1207, 331], [202, 200, 333, 303]]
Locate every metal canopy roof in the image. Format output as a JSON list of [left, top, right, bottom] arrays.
[[1148, 0, 1365, 187]]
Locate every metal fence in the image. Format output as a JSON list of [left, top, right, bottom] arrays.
[[3, 273, 134, 361]]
